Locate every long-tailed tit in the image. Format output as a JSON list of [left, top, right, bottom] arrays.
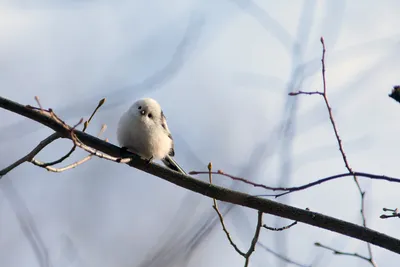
[[117, 98, 186, 174]]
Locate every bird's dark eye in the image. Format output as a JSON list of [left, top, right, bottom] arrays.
[[148, 113, 153, 118], [138, 106, 142, 110]]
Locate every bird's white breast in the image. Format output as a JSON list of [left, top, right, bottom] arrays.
[[117, 110, 172, 160]]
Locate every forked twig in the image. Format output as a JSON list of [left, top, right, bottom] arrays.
[[208, 163, 263, 267]]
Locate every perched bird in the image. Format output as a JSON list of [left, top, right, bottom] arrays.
[[117, 98, 186, 174]]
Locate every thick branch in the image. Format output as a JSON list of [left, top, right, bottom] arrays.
[[1, 95, 400, 254]]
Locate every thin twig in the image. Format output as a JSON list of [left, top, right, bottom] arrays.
[[208, 162, 246, 257], [315, 242, 372, 263], [244, 211, 263, 267], [34, 96, 44, 112], [263, 221, 297, 231], [32, 124, 107, 173], [82, 98, 106, 132], [289, 91, 323, 96], [190, 170, 400, 196], [31, 155, 92, 173]]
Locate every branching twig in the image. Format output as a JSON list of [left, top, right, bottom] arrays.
[[288, 37, 376, 266], [28, 99, 107, 173], [315, 242, 372, 264], [208, 163, 263, 267], [31, 155, 92, 173], [244, 211, 263, 267], [380, 207, 400, 219]]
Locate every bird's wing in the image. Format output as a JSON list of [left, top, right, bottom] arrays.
[[161, 110, 175, 156]]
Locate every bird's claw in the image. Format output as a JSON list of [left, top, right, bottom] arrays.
[[145, 156, 153, 166]]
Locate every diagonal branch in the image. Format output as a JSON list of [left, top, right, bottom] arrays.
[[1, 95, 400, 255]]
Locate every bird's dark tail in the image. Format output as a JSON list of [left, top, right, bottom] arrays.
[[162, 155, 186, 175]]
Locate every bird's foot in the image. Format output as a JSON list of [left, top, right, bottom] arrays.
[[117, 146, 130, 163], [145, 156, 153, 166]]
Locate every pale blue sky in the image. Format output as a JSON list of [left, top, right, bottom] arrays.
[[0, 1, 400, 267]]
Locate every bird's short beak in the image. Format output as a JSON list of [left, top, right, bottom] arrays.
[[140, 110, 145, 115]]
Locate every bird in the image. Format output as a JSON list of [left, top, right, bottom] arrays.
[[117, 98, 186, 174]]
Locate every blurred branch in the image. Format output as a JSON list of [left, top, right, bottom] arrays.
[[380, 207, 400, 219], [1, 95, 400, 255], [1, 177, 51, 267]]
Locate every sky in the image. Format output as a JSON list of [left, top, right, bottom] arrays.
[[0, 0, 400, 266]]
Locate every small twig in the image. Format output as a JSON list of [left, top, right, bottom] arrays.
[[71, 131, 130, 163], [34, 96, 44, 112], [380, 207, 400, 219], [82, 98, 106, 132], [190, 170, 400, 197], [243, 211, 263, 267], [31, 155, 92, 173], [288, 91, 323, 96], [40, 146, 77, 167], [0, 133, 61, 178], [191, 169, 279, 190], [208, 163, 246, 257], [315, 242, 374, 265], [263, 221, 297, 231]]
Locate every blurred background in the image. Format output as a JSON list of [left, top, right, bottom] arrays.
[[0, 1, 399, 266]]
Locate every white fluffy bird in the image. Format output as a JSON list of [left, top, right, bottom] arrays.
[[117, 98, 186, 174]]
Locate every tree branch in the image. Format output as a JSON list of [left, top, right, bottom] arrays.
[[0, 133, 60, 177], [1, 95, 400, 254]]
